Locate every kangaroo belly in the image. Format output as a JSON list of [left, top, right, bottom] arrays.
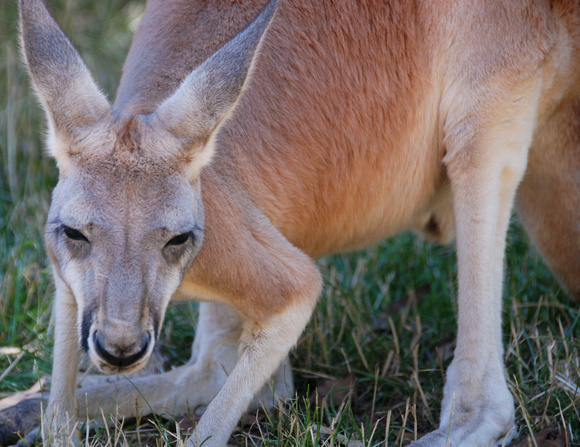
[[212, 2, 444, 257]]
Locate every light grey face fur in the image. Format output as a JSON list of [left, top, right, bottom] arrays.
[[44, 126, 205, 373], [20, 0, 276, 373]]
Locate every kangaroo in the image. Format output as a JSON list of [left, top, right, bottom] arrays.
[[7, 0, 580, 445]]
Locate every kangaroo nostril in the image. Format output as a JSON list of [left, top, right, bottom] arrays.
[[93, 331, 120, 366], [93, 330, 151, 368], [141, 332, 150, 348]]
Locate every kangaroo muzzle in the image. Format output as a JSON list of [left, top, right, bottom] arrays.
[[93, 331, 151, 368], [86, 318, 156, 374]]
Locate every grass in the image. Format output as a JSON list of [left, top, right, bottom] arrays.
[[1, 0, 579, 445]]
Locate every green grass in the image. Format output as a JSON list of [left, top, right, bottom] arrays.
[[1, 0, 579, 445]]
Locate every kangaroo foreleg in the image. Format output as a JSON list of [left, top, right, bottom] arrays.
[[43, 277, 81, 446], [191, 298, 317, 447]]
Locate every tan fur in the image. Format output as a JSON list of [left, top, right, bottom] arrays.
[[14, 0, 580, 446]]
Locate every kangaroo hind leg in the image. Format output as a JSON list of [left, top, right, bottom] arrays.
[[516, 98, 580, 301], [411, 74, 544, 446]]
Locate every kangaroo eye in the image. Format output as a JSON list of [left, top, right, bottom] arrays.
[[63, 225, 89, 242], [166, 232, 192, 247]]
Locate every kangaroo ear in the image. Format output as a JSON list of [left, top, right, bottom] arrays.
[[19, 0, 111, 171], [152, 0, 278, 176]]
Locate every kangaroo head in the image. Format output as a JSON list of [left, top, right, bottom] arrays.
[[20, 0, 277, 374], [45, 119, 206, 373]]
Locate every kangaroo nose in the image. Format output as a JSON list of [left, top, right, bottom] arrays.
[[93, 331, 151, 368]]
